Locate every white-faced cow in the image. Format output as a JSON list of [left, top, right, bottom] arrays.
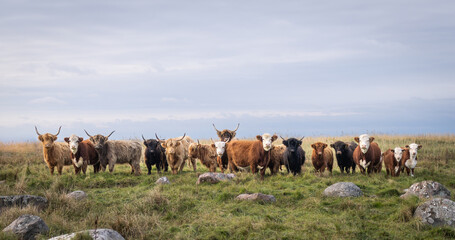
[[330, 141, 357, 174], [213, 123, 239, 142], [352, 134, 382, 174], [211, 139, 229, 173], [85, 130, 142, 175], [142, 135, 168, 174], [188, 140, 218, 172], [382, 147, 404, 177], [225, 133, 278, 180], [35, 126, 72, 175], [157, 133, 196, 174], [401, 143, 422, 177], [64, 134, 100, 174], [281, 136, 306, 175]]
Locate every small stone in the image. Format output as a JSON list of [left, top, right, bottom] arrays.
[[323, 182, 363, 197], [156, 176, 170, 184], [66, 191, 87, 200], [401, 181, 451, 199], [235, 193, 276, 203], [414, 198, 455, 227], [0, 195, 48, 211], [48, 228, 125, 240], [196, 172, 235, 184], [2, 214, 49, 240]]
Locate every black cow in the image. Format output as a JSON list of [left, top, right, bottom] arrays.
[[142, 135, 168, 174], [282, 136, 306, 175], [330, 141, 357, 174]]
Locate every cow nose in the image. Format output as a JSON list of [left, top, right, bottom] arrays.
[[290, 149, 295, 152], [336, 151, 342, 155], [150, 150, 155, 153], [318, 152, 322, 156], [45, 145, 51, 148]]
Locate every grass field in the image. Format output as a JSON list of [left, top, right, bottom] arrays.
[[1, 135, 455, 239]]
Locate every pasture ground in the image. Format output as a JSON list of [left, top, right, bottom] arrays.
[[1, 135, 455, 239]]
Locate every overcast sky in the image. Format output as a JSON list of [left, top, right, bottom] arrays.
[[1, 0, 454, 141]]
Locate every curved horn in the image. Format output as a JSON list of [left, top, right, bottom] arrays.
[[35, 126, 41, 136], [210, 138, 215, 144], [224, 137, 230, 143], [280, 135, 286, 141], [155, 133, 163, 142], [233, 123, 240, 132], [84, 129, 92, 138], [106, 130, 115, 138], [142, 135, 146, 141], [299, 136, 305, 141], [55, 126, 62, 136], [176, 133, 186, 141], [197, 139, 200, 145], [212, 124, 220, 132]]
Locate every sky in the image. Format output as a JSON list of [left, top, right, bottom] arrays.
[[1, 0, 455, 141]]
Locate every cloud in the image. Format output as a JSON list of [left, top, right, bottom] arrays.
[[29, 97, 66, 105]]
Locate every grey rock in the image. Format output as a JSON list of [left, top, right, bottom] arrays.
[[235, 193, 276, 203], [0, 195, 48, 211], [414, 198, 455, 227], [0, 180, 5, 184], [196, 172, 235, 184], [156, 176, 170, 184], [66, 191, 87, 200], [401, 181, 451, 199], [323, 182, 363, 197], [2, 214, 49, 240], [48, 228, 125, 240]]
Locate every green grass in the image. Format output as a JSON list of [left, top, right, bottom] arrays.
[[0, 135, 454, 239]]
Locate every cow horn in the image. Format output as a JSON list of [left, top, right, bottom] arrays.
[[84, 129, 93, 138], [233, 123, 240, 132], [176, 133, 186, 141], [224, 137, 230, 143], [299, 136, 305, 141], [197, 139, 200, 145], [155, 133, 161, 141], [280, 136, 286, 141], [106, 130, 115, 138], [142, 135, 146, 141], [212, 124, 221, 133], [35, 126, 41, 136], [55, 126, 62, 136], [210, 138, 215, 144]]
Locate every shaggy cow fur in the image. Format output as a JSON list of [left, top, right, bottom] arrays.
[[159, 134, 196, 174], [330, 141, 357, 174], [282, 137, 306, 175], [143, 136, 168, 174], [213, 123, 239, 142], [188, 141, 218, 172], [35, 126, 72, 175], [311, 142, 333, 175]]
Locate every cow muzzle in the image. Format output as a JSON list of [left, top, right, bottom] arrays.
[[336, 151, 342, 155]]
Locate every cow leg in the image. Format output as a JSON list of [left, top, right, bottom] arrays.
[[57, 165, 63, 175], [156, 161, 161, 174], [75, 166, 81, 175], [93, 162, 100, 173], [191, 157, 197, 172], [146, 161, 152, 175], [178, 160, 185, 173], [411, 168, 415, 177], [109, 163, 115, 173], [82, 163, 88, 174], [48, 164, 55, 175], [406, 167, 410, 176]]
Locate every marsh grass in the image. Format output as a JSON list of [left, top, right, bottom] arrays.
[[0, 135, 454, 239]]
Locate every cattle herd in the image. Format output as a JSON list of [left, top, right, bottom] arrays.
[[34, 124, 423, 179]]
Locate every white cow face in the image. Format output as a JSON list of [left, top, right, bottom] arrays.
[[391, 147, 403, 162], [354, 134, 374, 154], [213, 141, 226, 156], [257, 133, 278, 151], [64, 134, 83, 154], [407, 143, 422, 159]]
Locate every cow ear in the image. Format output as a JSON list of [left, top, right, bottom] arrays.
[[330, 143, 334, 148], [78, 137, 83, 142], [256, 135, 262, 141], [369, 137, 375, 143], [354, 137, 360, 143], [282, 140, 288, 146], [38, 135, 44, 142], [175, 141, 180, 146], [298, 140, 302, 146], [322, 143, 327, 148], [272, 134, 278, 142], [64, 137, 69, 143], [216, 131, 223, 139], [311, 144, 316, 149], [211, 143, 215, 148], [143, 141, 147, 146], [391, 149, 395, 153], [52, 136, 57, 141], [161, 143, 166, 148], [418, 144, 422, 149]]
